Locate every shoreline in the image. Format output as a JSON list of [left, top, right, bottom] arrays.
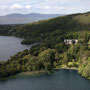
[[17, 68, 78, 77], [0, 67, 78, 80], [17, 70, 48, 77], [55, 65, 78, 70], [61, 67, 78, 70], [0, 68, 78, 80]]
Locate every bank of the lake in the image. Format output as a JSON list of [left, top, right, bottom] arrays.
[[17, 70, 49, 77], [0, 71, 48, 80], [17, 69, 78, 77], [0, 68, 78, 80], [55, 64, 78, 70]]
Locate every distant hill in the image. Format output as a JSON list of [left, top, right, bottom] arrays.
[[0, 13, 64, 24]]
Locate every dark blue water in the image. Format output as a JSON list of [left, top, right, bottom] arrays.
[[0, 69, 90, 90], [0, 36, 31, 61]]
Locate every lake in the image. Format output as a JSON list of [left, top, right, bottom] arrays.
[[0, 69, 90, 90], [0, 36, 31, 61]]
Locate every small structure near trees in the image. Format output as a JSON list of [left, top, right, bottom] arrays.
[[64, 39, 78, 45]]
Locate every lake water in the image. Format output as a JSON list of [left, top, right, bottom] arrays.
[[0, 36, 31, 61], [0, 69, 90, 90]]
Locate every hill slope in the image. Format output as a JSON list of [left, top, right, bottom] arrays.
[[5, 12, 89, 44]]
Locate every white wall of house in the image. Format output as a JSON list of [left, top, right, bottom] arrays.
[[64, 39, 78, 45]]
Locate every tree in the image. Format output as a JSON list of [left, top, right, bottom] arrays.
[[55, 43, 64, 53], [38, 49, 57, 70]]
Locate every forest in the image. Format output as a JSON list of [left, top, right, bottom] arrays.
[[0, 12, 90, 79]]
